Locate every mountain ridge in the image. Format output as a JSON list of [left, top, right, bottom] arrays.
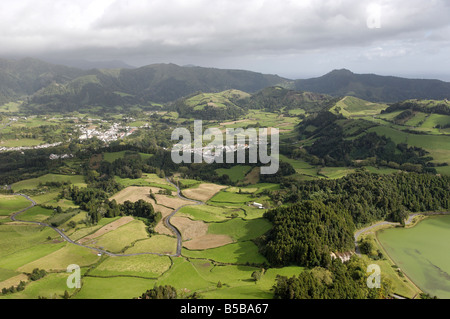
[[1, 56, 450, 111]]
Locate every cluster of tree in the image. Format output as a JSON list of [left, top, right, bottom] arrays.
[[0, 148, 55, 185], [60, 185, 160, 227], [28, 268, 47, 281], [270, 171, 450, 228], [1, 281, 26, 295], [98, 156, 146, 179], [273, 257, 392, 299], [261, 171, 449, 268], [235, 86, 334, 113], [169, 97, 246, 121], [262, 200, 355, 267], [137, 285, 178, 299]]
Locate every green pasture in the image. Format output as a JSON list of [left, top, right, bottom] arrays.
[[90, 219, 149, 253], [0, 138, 45, 148], [124, 235, 177, 255], [0, 195, 32, 216], [215, 165, 252, 183], [178, 205, 244, 222], [90, 254, 172, 278], [182, 241, 268, 265], [11, 174, 87, 192], [207, 218, 272, 242]]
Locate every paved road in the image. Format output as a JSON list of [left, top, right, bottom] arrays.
[[165, 178, 204, 256], [7, 180, 206, 258]]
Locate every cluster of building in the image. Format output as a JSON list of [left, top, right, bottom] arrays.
[[49, 153, 73, 160], [77, 123, 137, 143]]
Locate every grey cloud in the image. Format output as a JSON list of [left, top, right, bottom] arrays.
[[0, 0, 449, 79]]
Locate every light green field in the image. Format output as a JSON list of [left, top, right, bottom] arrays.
[[279, 154, 320, 178], [124, 235, 177, 255], [331, 96, 388, 117], [90, 254, 172, 278], [11, 174, 87, 192], [199, 264, 304, 299], [0, 225, 64, 270], [0, 138, 46, 148], [319, 167, 356, 179], [0, 195, 32, 216], [0, 102, 21, 113], [178, 205, 244, 222], [207, 218, 272, 241], [0, 273, 72, 299], [73, 276, 157, 299], [16, 206, 53, 222], [421, 114, 450, 129], [368, 126, 450, 164], [182, 241, 268, 265], [114, 174, 176, 191], [377, 215, 450, 299], [215, 165, 252, 183], [208, 191, 255, 204], [404, 112, 429, 127], [18, 243, 100, 272], [68, 216, 122, 241], [90, 219, 149, 253]]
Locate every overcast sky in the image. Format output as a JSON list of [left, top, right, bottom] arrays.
[[1, 0, 450, 80]]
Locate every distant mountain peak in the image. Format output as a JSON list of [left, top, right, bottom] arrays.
[[328, 68, 354, 76]]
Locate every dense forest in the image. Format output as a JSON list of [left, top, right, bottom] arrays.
[[263, 171, 450, 267], [273, 257, 392, 299]]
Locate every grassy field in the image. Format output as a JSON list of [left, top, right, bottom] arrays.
[[16, 206, 54, 222], [73, 276, 157, 299], [182, 241, 268, 265], [0, 195, 32, 216], [208, 191, 256, 204], [90, 219, 150, 253], [368, 125, 450, 165], [11, 174, 87, 192], [215, 165, 252, 183], [178, 205, 245, 222], [124, 235, 177, 255], [114, 174, 176, 191], [207, 218, 272, 242], [0, 138, 45, 148], [18, 243, 100, 273], [0, 102, 21, 113], [90, 254, 172, 278], [331, 96, 388, 117], [0, 224, 64, 270]]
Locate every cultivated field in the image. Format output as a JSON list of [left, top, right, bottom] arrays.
[[181, 183, 227, 202]]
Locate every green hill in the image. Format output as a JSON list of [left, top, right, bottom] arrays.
[[330, 96, 388, 117], [238, 86, 333, 113], [169, 90, 249, 120]]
